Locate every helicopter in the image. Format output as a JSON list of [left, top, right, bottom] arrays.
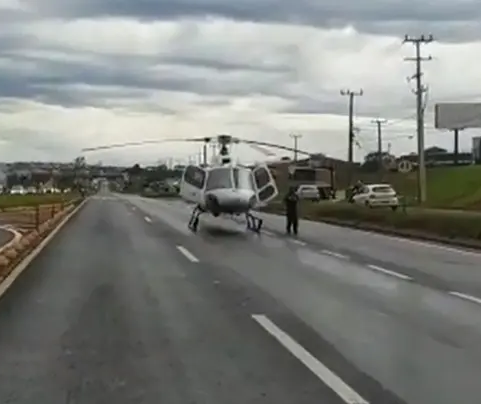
[[81, 134, 315, 233], [175, 134, 281, 232]]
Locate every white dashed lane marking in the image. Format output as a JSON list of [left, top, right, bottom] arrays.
[[321, 250, 349, 260], [176, 246, 199, 263], [449, 291, 481, 305], [367, 264, 412, 281]]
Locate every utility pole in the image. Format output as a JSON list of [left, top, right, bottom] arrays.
[[341, 89, 363, 185], [403, 34, 433, 203], [453, 128, 463, 165], [371, 118, 387, 169], [290, 133, 302, 162]]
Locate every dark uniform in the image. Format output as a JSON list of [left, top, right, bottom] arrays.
[[284, 188, 299, 235]]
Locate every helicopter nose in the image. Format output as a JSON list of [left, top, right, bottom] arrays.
[[210, 189, 254, 213]]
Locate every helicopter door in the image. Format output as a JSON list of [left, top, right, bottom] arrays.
[[252, 164, 278, 206], [180, 165, 206, 203]]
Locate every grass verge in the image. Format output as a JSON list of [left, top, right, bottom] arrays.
[[262, 201, 481, 248], [0, 193, 81, 209]]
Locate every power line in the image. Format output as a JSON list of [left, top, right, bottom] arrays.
[[340, 89, 363, 185], [403, 34, 433, 203]]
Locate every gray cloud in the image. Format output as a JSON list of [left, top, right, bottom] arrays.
[[0, 0, 476, 163], [0, 48, 295, 107], [0, 44, 419, 121], [25, 0, 481, 41]]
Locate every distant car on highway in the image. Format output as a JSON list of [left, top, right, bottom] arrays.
[[351, 183, 399, 211]]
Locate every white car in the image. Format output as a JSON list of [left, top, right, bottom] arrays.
[[297, 184, 320, 201], [10, 185, 27, 195], [352, 184, 399, 210]]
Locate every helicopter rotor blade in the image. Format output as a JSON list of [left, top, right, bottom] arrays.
[[247, 143, 277, 156], [81, 137, 212, 153], [82, 140, 165, 152], [237, 138, 314, 157], [81, 135, 322, 161]]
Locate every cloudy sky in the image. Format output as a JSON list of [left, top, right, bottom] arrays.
[[1, 0, 481, 165]]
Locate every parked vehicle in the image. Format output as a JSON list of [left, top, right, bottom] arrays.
[[296, 184, 321, 201], [10, 185, 27, 195], [350, 183, 399, 210]]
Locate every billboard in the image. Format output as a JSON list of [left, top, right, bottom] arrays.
[[434, 103, 481, 130]]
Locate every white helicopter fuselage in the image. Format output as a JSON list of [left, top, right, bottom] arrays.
[[179, 163, 278, 217], [204, 188, 256, 215]]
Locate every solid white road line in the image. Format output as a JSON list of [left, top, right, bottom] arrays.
[[262, 230, 275, 236], [176, 246, 199, 263], [144, 216, 152, 223], [252, 314, 368, 404], [321, 249, 349, 260], [448, 291, 481, 305], [367, 264, 412, 281]]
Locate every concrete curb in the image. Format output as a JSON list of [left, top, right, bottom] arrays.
[[0, 198, 89, 299]]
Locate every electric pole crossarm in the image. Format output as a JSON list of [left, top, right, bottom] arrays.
[[404, 57, 432, 62]]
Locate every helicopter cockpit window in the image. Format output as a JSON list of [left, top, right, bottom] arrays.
[[184, 165, 206, 189], [233, 167, 254, 190], [205, 168, 233, 190]]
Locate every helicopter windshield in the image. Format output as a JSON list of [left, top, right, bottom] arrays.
[[205, 168, 233, 190], [233, 167, 254, 190]]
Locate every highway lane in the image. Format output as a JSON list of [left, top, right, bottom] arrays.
[[256, 210, 481, 298], [0, 195, 369, 404], [120, 194, 481, 404], [126, 196, 481, 296]]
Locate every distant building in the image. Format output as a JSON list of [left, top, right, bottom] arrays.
[[0, 168, 6, 187], [473, 137, 481, 163]]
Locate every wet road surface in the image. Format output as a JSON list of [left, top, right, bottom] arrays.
[[1, 193, 481, 403], [0, 227, 14, 247]]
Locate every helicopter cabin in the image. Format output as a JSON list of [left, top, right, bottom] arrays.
[[180, 164, 278, 206]]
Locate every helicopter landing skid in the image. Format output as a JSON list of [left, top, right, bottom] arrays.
[[246, 212, 263, 233], [188, 206, 202, 232]]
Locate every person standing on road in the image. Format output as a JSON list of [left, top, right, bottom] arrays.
[[284, 186, 299, 235]]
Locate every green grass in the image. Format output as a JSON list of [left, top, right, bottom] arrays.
[[262, 200, 481, 242], [274, 165, 481, 210], [264, 165, 481, 243], [379, 165, 481, 209], [0, 193, 81, 208], [330, 165, 481, 210]]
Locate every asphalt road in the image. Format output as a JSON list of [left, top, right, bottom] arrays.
[[0, 227, 14, 246], [1, 193, 481, 403]]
